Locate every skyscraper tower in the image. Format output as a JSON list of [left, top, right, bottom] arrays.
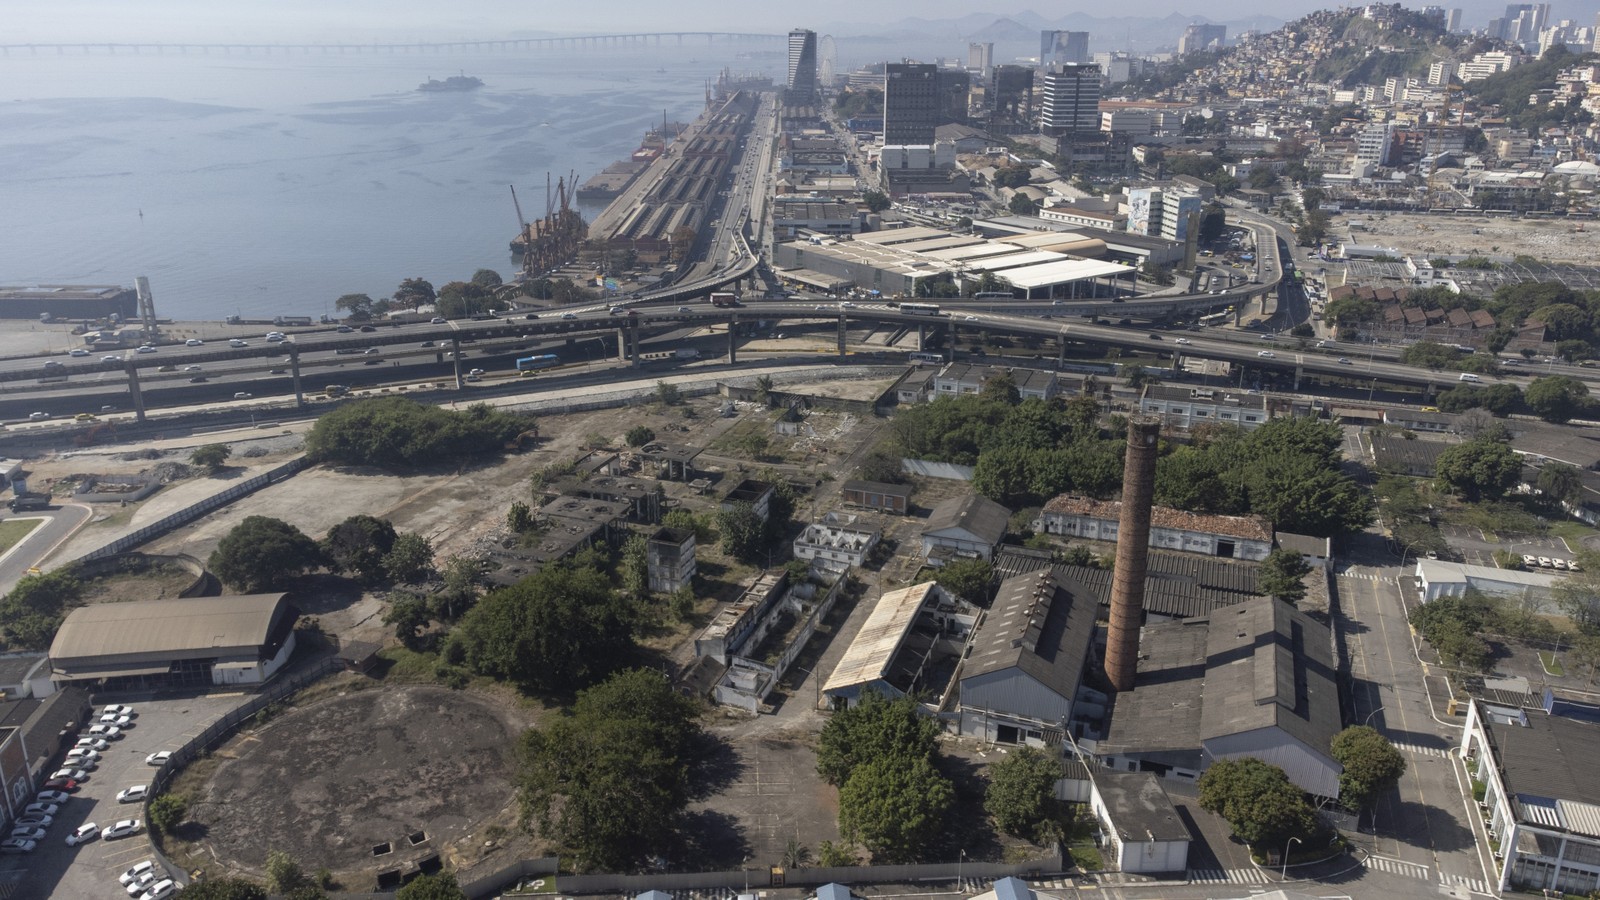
[[1040, 30, 1090, 65], [1104, 417, 1160, 694], [883, 62, 940, 144], [1039, 63, 1102, 136], [787, 29, 818, 102]]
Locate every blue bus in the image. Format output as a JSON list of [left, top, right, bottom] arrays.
[[516, 354, 560, 374]]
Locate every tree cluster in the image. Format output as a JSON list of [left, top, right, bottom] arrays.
[[818, 692, 953, 863], [1197, 757, 1321, 849], [1152, 418, 1373, 538], [305, 397, 532, 468], [0, 567, 85, 651], [1330, 725, 1407, 813], [1434, 434, 1522, 503], [984, 746, 1062, 841], [1257, 549, 1313, 605], [1408, 591, 1496, 671], [321, 515, 434, 586], [1525, 375, 1592, 424], [517, 669, 703, 872], [208, 516, 324, 593], [1433, 382, 1521, 417], [450, 561, 634, 696]]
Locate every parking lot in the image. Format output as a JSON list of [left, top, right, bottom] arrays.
[[2, 691, 253, 899], [1436, 523, 1574, 570]]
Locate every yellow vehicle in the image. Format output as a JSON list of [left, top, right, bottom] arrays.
[[1420, 406, 1440, 412], [74, 412, 97, 421]]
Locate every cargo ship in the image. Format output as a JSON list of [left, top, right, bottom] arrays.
[[418, 73, 484, 92]]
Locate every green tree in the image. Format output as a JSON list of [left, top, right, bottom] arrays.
[[1434, 439, 1522, 502], [716, 501, 767, 562], [655, 380, 682, 406], [936, 558, 994, 606], [174, 880, 269, 900], [839, 754, 955, 863], [0, 567, 84, 650], [208, 516, 323, 593], [1008, 194, 1040, 216], [336, 292, 377, 321], [1197, 757, 1319, 848], [1553, 555, 1600, 633], [984, 746, 1061, 839], [517, 669, 702, 871], [321, 515, 399, 586], [304, 397, 531, 468], [980, 371, 1021, 405], [1525, 375, 1591, 424], [386, 592, 434, 651], [507, 500, 535, 533], [1538, 463, 1583, 506], [395, 872, 468, 900], [862, 191, 891, 213], [1330, 725, 1407, 813], [625, 425, 656, 447], [265, 850, 308, 894], [384, 532, 435, 584], [1401, 341, 1461, 370], [392, 277, 436, 309], [817, 840, 859, 867], [190, 443, 232, 475], [1258, 549, 1313, 605], [453, 562, 634, 695], [470, 269, 503, 289], [148, 792, 188, 835], [620, 533, 650, 601], [817, 691, 939, 787], [435, 280, 492, 318]]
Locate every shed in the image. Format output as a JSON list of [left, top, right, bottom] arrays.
[[921, 494, 1011, 566], [1090, 771, 1192, 874]]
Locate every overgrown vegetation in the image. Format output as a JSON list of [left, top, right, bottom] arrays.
[[818, 692, 953, 863], [0, 567, 84, 650], [305, 397, 533, 468]]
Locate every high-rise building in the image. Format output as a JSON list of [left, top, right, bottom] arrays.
[[1040, 30, 1090, 65], [1446, 8, 1463, 31], [787, 29, 818, 102], [987, 65, 1034, 134], [967, 42, 994, 73], [1499, 3, 1550, 44], [935, 68, 971, 126], [1177, 23, 1227, 55], [1039, 63, 1102, 136], [883, 62, 941, 145]]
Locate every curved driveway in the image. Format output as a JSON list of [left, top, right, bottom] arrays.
[[0, 503, 92, 593]]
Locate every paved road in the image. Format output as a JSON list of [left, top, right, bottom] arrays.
[[0, 503, 91, 593], [1335, 538, 1498, 897]]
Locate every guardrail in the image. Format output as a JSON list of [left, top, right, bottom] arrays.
[[77, 456, 309, 562]]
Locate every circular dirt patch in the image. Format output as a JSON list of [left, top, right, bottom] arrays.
[[193, 685, 520, 877]]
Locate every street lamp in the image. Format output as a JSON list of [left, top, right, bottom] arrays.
[[1282, 836, 1302, 879], [743, 855, 750, 894], [1363, 706, 1384, 728], [958, 849, 965, 891]]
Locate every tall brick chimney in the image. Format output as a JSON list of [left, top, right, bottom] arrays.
[[1105, 416, 1161, 693]]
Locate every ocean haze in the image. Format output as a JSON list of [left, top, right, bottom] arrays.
[[0, 48, 723, 320]]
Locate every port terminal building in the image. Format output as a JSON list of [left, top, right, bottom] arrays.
[[772, 226, 1136, 298]]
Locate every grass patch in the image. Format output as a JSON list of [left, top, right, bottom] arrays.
[[1540, 650, 1566, 676], [0, 519, 42, 555], [1067, 845, 1104, 871], [375, 646, 443, 682], [1548, 519, 1599, 546]]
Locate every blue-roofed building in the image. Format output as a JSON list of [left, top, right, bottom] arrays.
[[972, 876, 1034, 900], [814, 883, 853, 900], [637, 891, 674, 900]]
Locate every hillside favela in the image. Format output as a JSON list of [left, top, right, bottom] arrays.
[[14, 1, 1600, 898]]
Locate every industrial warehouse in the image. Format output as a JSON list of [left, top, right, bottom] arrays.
[[47, 594, 300, 690]]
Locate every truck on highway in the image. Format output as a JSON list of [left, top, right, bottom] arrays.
[[323, 384, 349, 397], [710, 292, 741, 308], [8, 494, 50, 513]]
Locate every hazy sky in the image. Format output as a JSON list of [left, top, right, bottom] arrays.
[[5, 0, 1588, 42]]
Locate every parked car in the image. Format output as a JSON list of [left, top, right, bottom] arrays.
[[101, 819, 143, 840], [99, 713, 132, 726], [117, 785, 150, 803], [124, 871, 157, 896], [65, 748, 99, 763], [146, 751, 173, 767], [42, 779, 77, 792], [121, 861, 158, 886], [23, 803, 59, 817], [89, 723, 123, 738], [75, 738, 109, 753], [0, 838, 36, 854], [8, 828, 44, 842], [66, 823, 99, 846], [50, 768, 90, 782], [35, 790, 71, 804], [139, 879, 178, 900], [13, 815, 52, 829], [1553, 558, 1570, 570]]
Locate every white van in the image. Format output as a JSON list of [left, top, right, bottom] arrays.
[[1459, 373, 1481, 382]]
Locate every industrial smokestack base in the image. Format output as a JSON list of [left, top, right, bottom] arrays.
[[1105, 416, 1161, 694]]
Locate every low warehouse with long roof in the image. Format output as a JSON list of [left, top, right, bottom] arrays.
[[49, 594, 299, 690]]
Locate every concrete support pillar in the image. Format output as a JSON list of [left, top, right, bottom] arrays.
[[727, 315, 738, 364], [450, 337, 463, 388], [630, 318, 642, 369], [288, 347, 304, 406], [126, 364, 147, 423], [917, 323, 926, 351], [837, 315, 847, 357], [1058, 336, 1067, 368], [1294, 364, 1303, 391]]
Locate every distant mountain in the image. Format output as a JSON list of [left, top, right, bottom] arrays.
[[966, 18, 1038, 42]]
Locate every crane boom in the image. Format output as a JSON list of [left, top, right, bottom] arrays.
[[509, 184, 527, 231]]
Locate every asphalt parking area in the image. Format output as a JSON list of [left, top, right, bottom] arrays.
[[187, 685, 524, 886], [685, 735, 836, 870], [4, 691, 255, 900]]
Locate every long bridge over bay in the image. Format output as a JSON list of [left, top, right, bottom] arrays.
[[0, 33, 786, 56]]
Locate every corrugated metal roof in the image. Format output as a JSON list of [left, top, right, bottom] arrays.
[[1558, 799, 1600, 838], [997, 258, 1136, 289], [963, 571, 1096, 698], [823, 582, 938, 694], [924, 494, 1010, 545], [49, 594, 290, 663]]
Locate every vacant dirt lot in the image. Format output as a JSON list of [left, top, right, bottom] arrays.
[[191, 684, 527, 882], [1333, 211, 1600, 263]]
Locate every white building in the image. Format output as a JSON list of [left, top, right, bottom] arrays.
[[1462, 694, 1600, 895], [1037, 495, 1274, 561], [793, 513, 881, 570], [1139, 386, 1269, 430], [1415, 559, 1559, 604], [1089, 771, 1193, 874], [922, 494, 1012, 566]]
